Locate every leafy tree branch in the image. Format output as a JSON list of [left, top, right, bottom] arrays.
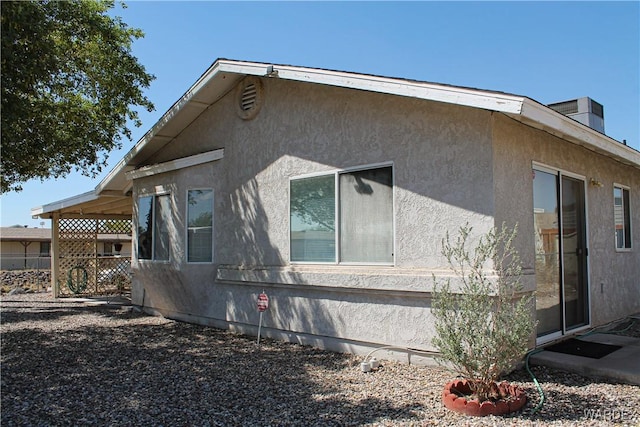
[[1, 0, 155, 192]]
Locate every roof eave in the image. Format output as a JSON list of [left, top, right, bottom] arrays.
[[270, 63, 525, 114], [514, 98, 640, 169], [31, 191, 99, 218], [32, 59, 639, 218]]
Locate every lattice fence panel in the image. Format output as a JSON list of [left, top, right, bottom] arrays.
[[57, 218, 132, 297]]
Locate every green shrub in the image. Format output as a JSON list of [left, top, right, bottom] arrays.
[[432, 223, 536, 402]]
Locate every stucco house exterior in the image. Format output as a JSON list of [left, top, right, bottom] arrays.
[[33, 59, 639, 359]]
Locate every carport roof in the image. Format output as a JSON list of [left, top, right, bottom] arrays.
[[32, 58, 640, 219]]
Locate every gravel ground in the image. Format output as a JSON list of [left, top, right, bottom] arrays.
[[2, 292, 639, 427]]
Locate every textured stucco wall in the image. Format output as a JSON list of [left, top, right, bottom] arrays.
[[132, 75, 639, 356], [131, 76, 498, 356], [492, 113, 640, 327]]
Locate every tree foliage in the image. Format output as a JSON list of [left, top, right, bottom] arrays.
[[431, 223, 536, 402], [1, 0, 155, 193]]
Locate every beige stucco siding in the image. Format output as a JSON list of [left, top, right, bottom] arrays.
[[1, 241, 49, 270], [143, 77, 496, 268], [131, 75, 637, 356], [131, 76, 498, 356], [493, 113, 640, 327]]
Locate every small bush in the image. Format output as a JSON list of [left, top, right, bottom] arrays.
[[432, 223, 536, 402]]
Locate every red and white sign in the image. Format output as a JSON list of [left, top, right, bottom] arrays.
[[257, 293, 269, 312]]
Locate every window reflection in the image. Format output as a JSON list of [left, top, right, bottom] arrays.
[[137, 196, 153, 260], [290, 175, 336, 262], [533, 170, 561, 337]]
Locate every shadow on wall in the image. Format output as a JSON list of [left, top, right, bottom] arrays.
[[216, 177, 435, 352], [226, 177, 283, 267], [217, 176, 347, 347], [135, 80, 501, 350]]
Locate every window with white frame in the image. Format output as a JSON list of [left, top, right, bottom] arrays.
[[137, 194, 171, 261], [187, 189, 214, 263], [290, 165, 394, 264], [614, 185, 632, 250]]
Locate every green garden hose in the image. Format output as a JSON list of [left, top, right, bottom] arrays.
[[525, 317, 637, 416], [525, 349, 545, 415], [67, 266, 88, 294]]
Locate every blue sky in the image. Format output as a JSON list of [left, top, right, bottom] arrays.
[[1, 1, 638, 227]]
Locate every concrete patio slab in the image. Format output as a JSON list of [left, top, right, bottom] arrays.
[[530, 333, 640, 385]]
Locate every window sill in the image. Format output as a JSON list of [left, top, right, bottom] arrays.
[[135, 259, 171, 264], [216, 264, 537, 295], [615, 248, 633, 253], [217, 264, 431, 293]]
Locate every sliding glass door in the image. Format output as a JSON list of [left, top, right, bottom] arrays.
[[533, 167, 589, 339]]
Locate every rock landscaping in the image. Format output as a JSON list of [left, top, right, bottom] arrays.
[[0, 270, 50, 293], [1, 292, 639, 426]]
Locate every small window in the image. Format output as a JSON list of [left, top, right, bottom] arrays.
[[290, 165, 393, 264], [614, 186, 632, 250], [39, 241, 50, 256], [103, 242, 113, 256], [187, 189, 214, 263], [137, 194, 171, 261]]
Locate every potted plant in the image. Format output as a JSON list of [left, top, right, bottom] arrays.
[[431, 223, 536, 416]]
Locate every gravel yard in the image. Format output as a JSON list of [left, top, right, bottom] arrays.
[[2, 292, 639, 426]]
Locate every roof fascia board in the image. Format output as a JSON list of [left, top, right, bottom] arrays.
[[50, 213, 132, 220], [125, 149, 224, 180], [215, 60, 274, 77], [520, 98, 640, 168], [271, 65, 525, 114], [31, 191, 98, 217]]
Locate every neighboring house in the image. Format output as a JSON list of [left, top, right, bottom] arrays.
[[33, 59, 639, 359], [0, 227, 52, 270], [0, 227, 132, 270]]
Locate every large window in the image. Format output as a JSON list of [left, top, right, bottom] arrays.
[[187, 189, 214, 263], [137, 194, 171, 261], [290, 165, 393, 264], [614, 185, 632, 250]]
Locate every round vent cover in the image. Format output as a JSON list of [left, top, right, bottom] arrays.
[[236, 77, 264, 120]]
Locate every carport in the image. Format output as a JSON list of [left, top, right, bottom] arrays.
[[32, 168, 133, 297], [30, 59, 233, 297]]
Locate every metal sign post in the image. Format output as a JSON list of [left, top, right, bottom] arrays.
[[256, 291, 269, 345]]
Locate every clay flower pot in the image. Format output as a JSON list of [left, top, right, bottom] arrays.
[[442, 379, 527, 416]]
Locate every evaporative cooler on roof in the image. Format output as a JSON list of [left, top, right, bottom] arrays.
[[547, 97, 605, 134]]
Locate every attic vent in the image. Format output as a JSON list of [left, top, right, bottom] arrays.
[[236, 77, 264, 120], [549, 100, 579, 115], [241, 84, 257, 111]]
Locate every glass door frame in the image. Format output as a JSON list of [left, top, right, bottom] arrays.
[[533, 162, 592, 345]]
